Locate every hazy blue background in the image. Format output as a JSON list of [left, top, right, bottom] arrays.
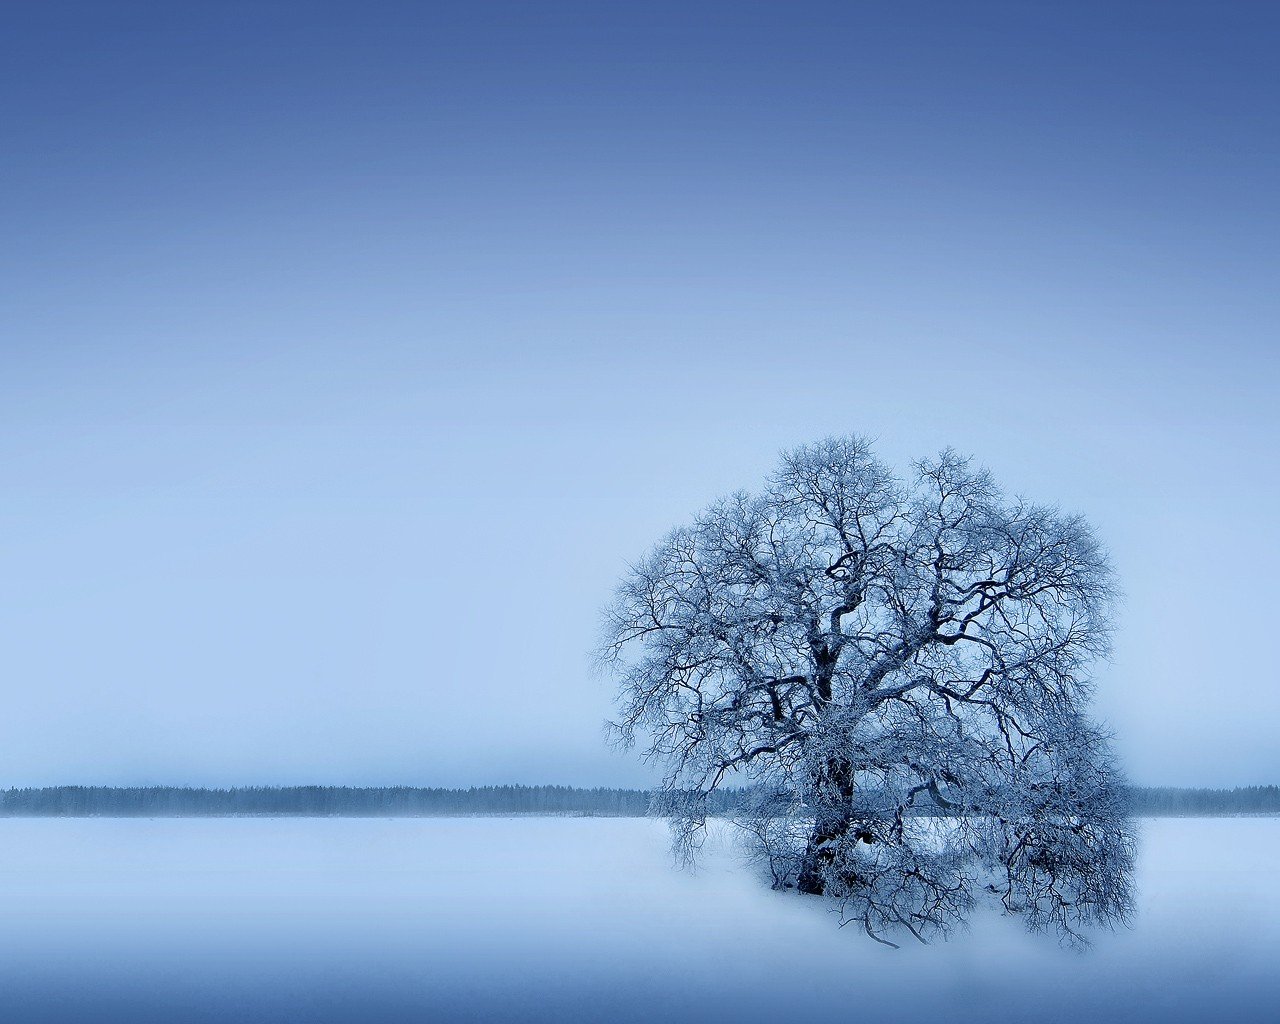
[[2, 1, 1277, 788]]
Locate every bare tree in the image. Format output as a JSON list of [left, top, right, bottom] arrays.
[[599, 436, 1134, 947]]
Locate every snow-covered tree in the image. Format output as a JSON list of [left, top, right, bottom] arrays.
[[599, 436, 1134, 947]]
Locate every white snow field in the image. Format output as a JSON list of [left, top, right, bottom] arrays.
[[0, 816, 1274, 1023]]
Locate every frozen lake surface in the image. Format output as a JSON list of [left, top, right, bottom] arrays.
[[0, 817, 1275, 1022]]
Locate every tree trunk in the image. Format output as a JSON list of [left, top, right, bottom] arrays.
[[797, 816, 846, 894], [797, 753, 858, 896]]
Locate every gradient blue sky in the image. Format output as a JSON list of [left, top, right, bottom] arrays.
[[2, 1, 1277, 787]]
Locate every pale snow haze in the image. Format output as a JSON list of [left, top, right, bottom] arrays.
[[2, 2, 1278, 788], [0, 817, 1275, 1022]]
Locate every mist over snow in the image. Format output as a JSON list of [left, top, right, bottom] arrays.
[[0, 817, 1275, 1023]]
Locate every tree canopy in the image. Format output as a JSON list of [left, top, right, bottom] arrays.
[[599, 435, 1134, 946]]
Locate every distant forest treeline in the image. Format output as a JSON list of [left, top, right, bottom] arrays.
[[1126, 785, 1280, 816], [0, 784, 1277, 817]]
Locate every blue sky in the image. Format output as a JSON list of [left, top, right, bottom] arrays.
[[1, 1, 1277, 787]]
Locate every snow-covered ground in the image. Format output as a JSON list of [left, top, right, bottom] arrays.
[[0, 817, 1274, 1022]]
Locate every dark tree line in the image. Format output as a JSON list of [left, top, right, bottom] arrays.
[[0, 785, 656, 817], [1126, 785, 1280, 816], [0, 784, 1273, 817]]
